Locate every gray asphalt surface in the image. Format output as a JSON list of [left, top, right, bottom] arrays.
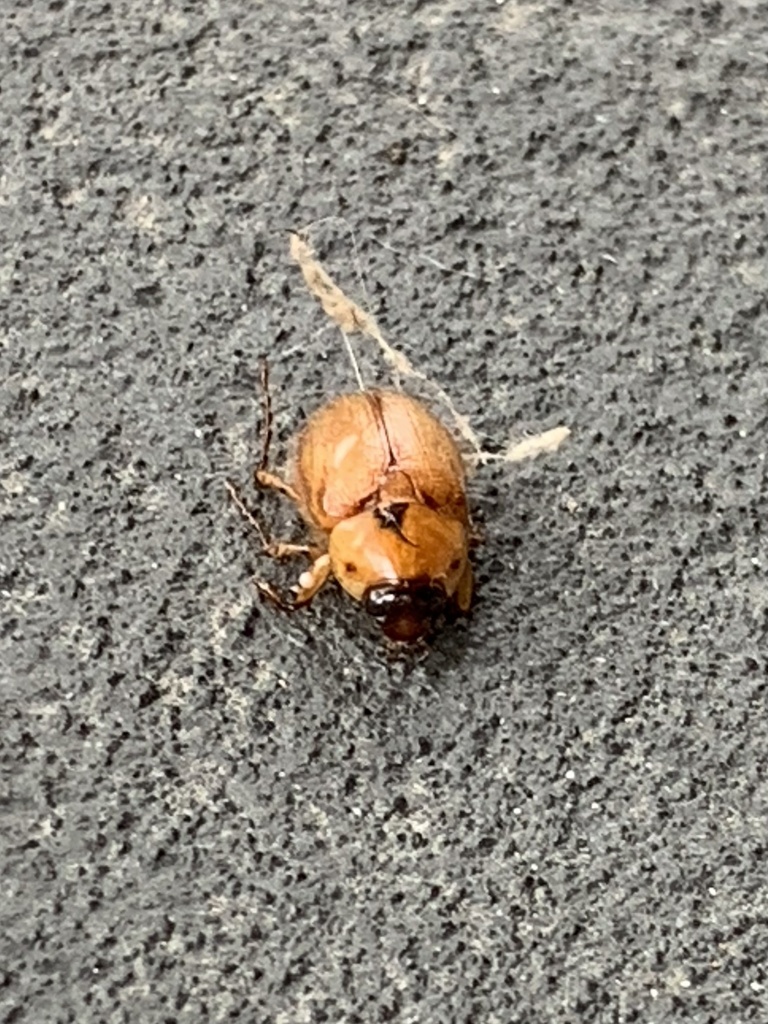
[[3, 2, 768, 1022]]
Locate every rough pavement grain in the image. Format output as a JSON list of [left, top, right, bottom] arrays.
[[2, 2, 767, 1022]]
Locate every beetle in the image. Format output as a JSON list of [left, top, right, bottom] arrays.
[[227, 364, 473, 643]]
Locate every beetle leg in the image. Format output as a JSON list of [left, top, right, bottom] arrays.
[[254, 467, 300, 504], [254, 553, 330, 611], [225, 478, 271, 548], [227, 479, 327, 609], [251, 358, 302, 502], [226, 479, 317, 556], [267, 541, 314, 559], [254, 580, 297, 611], [292, 553, 332, 606]]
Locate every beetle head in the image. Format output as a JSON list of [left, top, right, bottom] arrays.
[[328, 501, 471, 642], [363, 577, 447, 642]]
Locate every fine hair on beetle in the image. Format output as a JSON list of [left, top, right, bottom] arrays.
[[226, 220, 570, 644]]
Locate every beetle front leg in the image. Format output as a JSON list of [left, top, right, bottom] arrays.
[[255, 553, 331, 610], [292, 553, 332, 606]]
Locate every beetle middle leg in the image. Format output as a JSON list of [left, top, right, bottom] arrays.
[[255, 468, 300, 503], [226, 480, 330, 610], [225, 480, 315, 559]]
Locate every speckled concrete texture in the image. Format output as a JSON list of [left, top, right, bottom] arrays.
[[2, 2, 767, 1022]]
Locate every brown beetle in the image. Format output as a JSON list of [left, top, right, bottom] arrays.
[[228, 367, 473, 643]]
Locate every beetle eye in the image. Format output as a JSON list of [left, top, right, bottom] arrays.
[[449, 558, 461, 572]]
